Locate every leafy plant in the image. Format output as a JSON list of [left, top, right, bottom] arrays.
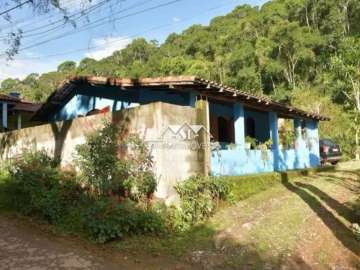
[[245, 136, 257, 149], [257, 138, 273, 163], [83, 198, 164, 243], [7, 149, 81, 224], [75, 122, 157, 201], [280, 130, 295, 149], [173, 175, 232, 230], [75, 122, 121, 197], [122, 134, 157, 201]]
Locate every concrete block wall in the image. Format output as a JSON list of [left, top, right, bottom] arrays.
[[0, 102, 203, 201]]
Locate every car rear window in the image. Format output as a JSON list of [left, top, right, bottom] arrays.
[[321, 139, 337, 147]]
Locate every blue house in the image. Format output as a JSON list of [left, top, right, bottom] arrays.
[[33, 76, 329, 176]]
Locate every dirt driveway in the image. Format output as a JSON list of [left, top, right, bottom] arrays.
[[0, 215, 195, 270], [0, 216, 121, 270]]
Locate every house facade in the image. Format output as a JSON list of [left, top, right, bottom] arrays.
[[0, 94, 40, 132], [31, 76, 328, 177]]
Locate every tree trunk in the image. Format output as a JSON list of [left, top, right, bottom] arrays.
[[356, 127, 360, 160]]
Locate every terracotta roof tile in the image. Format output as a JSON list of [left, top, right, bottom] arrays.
[[33, 76, 330, 121]]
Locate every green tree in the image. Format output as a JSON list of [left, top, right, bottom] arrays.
[[330, 37, 360, 160], [57, 61, 77, 73], [0, 78, 19, 94]]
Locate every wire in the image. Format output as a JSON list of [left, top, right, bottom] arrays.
[[20, 0, 155, 39], [11, 0, 239, 60], [0, 0, 156, 41], [0, 0, 86, 30], [0, 0, 32, 16], [1, 0, 182, 55], [0, 0, 117, 39]]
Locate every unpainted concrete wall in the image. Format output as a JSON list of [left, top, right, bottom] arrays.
[[0, 102, 202, 201]]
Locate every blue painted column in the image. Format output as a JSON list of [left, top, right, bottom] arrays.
[[1, 102, 8, 129], [269, 112, 279, 149], [233, 102, 245, 148], [188, 92, 197, 107], [294, 118, 303, 169], [269, 112, 279, 171], [306, 120, 320, 167]]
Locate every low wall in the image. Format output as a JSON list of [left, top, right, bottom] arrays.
[[0, 102, 202, 201], [211, 145, 320, 176], [211, 149, 274, 175]]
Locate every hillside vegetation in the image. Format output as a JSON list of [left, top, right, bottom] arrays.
[[1, 0, 359, 158]]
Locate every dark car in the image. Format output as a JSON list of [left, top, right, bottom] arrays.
[[319, 139, 342, 165]]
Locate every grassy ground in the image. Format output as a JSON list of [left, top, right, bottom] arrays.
[[112, 163, 360, 269], [1, 163, 359, 269]]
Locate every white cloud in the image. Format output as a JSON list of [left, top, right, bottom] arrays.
[[85, 36, 132, 60], [0, 56, 60, 82], [59, 0, 101, 11], [172, 17, 181, 23]]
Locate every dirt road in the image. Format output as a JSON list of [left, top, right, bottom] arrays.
[[0, 216, 120, 270]]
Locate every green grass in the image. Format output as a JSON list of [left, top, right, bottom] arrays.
[[112, 165, 356, 267], [0, 169, 12, 212], [223, 167, 334, 201], [112, 167, 336, 258], [113, 223, 216, 257]]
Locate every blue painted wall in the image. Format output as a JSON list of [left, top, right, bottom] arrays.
[[49, 84, 321, 175], [211, 149, 274, 175], [211, 110, 321, 176], [209, 102, 234, 118], [244, 109, 270, 143], [51, 86, 193, 121]]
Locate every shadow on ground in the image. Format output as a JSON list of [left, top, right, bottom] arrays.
[[281, 172, 360, 258]]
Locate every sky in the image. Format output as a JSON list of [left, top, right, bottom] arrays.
[[0, 0, 268, 82]]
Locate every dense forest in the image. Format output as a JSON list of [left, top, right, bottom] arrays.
[[1, 0, 360, 158]]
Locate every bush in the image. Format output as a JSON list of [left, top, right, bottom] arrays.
[[75, 122, 157, 201], [7, 150, 82, 224], [83, 198, 164, 243], [1, 123, 161, 244], [122, 134, 157, 201], [174, 175, 232, 230], [75, 122, 122, 197], [225, 173, 281, 201]]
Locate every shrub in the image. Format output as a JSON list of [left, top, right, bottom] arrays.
[[7, 150, 81, 224], [83, 198, 164, 243], [122, 134, 157, 201], [174, 175, 232, 230], [75, 122, 157, 201], [75, 122, 122, 197], [225, 173, 281, 201]]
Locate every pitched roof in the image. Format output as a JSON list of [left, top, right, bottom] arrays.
[[0, 93, 20, 102], [0, 94, 41, 112], [33, 75, 330, 121], [12, 102, 42, 112]]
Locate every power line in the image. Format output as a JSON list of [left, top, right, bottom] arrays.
[[0, 0, 118, 39], [0, 0, 156, 40], [20, 0, 155, 39], [1, 0, 183, 54], [0, 0, 32, 16], [0, 0, 87, 30], [11, 0, 239, 60]]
